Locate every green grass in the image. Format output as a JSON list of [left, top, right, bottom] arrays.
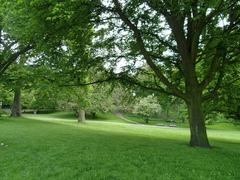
[[90, 112, 126, 123], [207, 122, 240, 130], [0, 113, 240, 180], [124, 113, 240, 130], [123, 113, 189, 128], [23, 111, 125, 123], [123, 113, 166, 124]]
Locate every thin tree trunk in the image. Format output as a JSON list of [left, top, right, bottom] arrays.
[[166, 106, 169, 118], [11, 88, 22, 117], [77, 109, 85, 123], [237, 106, 240, 119], [187, 94, 210, 148]]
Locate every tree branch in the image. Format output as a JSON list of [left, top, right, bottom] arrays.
[[0, 44, 33, 75], [200, 43, 226, 89], [112, 0, 187, 100]]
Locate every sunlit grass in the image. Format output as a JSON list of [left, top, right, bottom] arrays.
[[0, 113, 240, 179]]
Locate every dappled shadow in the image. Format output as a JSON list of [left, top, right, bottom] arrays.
[[37, 112, 76, 120], [18, 115, 240, 150], [1, 116, 240, 179], [3, 115, 240, 148]]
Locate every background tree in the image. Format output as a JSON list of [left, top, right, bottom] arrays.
[[134, 95, 162, 124]]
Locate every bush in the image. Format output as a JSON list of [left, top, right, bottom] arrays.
[[205, 112, 230, 125], [0, 108, 7, 117]]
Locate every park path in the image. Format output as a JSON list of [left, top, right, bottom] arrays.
[[114, 112, 140, 124]]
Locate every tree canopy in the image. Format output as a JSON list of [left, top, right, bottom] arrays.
[[0, 0, 240, 148]]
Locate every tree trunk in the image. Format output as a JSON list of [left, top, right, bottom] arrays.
[[145, 117, 149, 124], [91, 112, 96, 118], [77, 109, 85, 123], [166, 107, 169, 118], [187, 94, 210, 148], [236, 105, 240, 119], [11, 88, 22, 117]]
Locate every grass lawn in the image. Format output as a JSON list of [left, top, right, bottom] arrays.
[[0, 113, 240, 180], [32, 111, 127, 123], [123, 113, 240, 130], [123, 113, 178, 126]]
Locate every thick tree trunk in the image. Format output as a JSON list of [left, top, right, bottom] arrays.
[[77, 109, 85, 123], [11, 88, 22, 117], [187, 94, 210, 148]]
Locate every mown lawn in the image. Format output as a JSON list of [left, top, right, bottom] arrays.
[[0, 114, 240, 180]]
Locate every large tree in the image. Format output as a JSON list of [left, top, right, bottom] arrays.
[[93, 0, 240, 147], [0, 0, 34, 76], [6, 0, 240, 148], [0, 21, 32, 76], [1, 58, 38, 117]]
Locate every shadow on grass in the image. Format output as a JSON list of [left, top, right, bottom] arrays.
[[3, 116, 240, 150], [1, 116, 240, 180]]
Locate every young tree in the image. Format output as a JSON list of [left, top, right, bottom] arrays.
[[134, 95, 162, 124]]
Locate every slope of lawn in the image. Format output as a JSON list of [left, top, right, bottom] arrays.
[[123, 113, 178, 126], [28, 111, 126, 123], [0, 113, 240, 180], [123, 113, 240, 130]]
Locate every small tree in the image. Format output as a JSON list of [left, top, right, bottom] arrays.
[[134, 95, 162, 124]]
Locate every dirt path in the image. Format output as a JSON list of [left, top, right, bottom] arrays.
[[115, 112, 140, 124]]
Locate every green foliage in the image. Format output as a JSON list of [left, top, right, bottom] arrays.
[[31, 90, 59, 111], [0, 85, 12, 105], [0, 0, 239, 148], [0, 108, 6, 116], [206, 112, 233, 125], [0, 59, 34, 90], [134, 95, 162, 118], [3, 0, 98, 45]]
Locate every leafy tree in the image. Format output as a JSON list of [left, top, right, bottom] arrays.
[[93, 0, 240, 147], [5, 0, 240, 148], [134, 95, 162, 123], [30, 86, 60, 112], [0, 84, 12, 113], [0, 58, 33, 116], [207, 75, 240, 120], [0, 1, 34, 75]]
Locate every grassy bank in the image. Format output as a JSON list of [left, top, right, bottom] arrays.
[[0, 113, 240, 179]]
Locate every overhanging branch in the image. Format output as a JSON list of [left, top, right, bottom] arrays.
[[0, 44, 33, 75], [112, 0, 187, 101]]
